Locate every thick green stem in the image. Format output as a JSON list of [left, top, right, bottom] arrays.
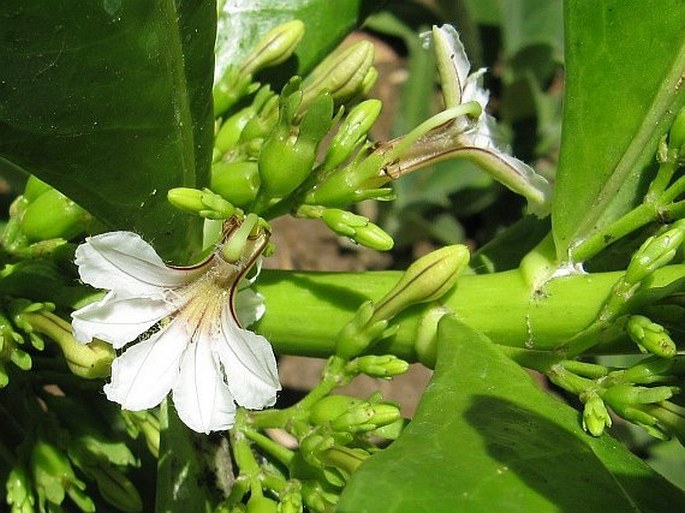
[[254, 265, 685, 366]]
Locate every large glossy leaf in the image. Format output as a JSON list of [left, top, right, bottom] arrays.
[[553, 1, 685, 261], [0, 1, 215, 262], [215, 0, 383, 84], [338, 316, 685, 512]]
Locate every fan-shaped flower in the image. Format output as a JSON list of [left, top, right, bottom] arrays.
[[71, 220, 280, 433]]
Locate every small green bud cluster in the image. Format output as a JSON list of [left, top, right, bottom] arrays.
[[5, 395, 144, 513], [601, 221, 685, 321], [554, 355, 685, 439], [3, 176, 93, 258], [0, 299, 115, 388], [208, 22, 398, 250]]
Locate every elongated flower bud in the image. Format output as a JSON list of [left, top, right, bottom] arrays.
[[320, 209, 393, 251], [21, 189, 91, 242], [324, 99, 382, 170], [582, 394, 612, 437], [372, 245, 470, 321], [241, 20, 305, 76], [302, 40, 375, 108], [626, 315, 676, 358], [211, 161, 261, 208], [167, 187, 236, 220], [625, 221, 685, 284]]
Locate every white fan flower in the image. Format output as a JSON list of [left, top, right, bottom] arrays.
[[384, 24, 552, 216], [71, 219, 280, 434]]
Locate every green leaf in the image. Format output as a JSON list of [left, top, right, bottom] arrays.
[[156, 400, 229, 513], [552, 1, 685, 261], [0, 1, 216, 262], [215, 0, 382, 84], [499, 0, 564, 65], [338, 317, 685, 512]]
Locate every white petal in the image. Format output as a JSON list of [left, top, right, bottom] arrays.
[[71, 291, 176, 348], [234, 288, 265, 328], [462, 68, 489, 107], [214, 304, 280, 409], [104, 319, 188, 411], [75, 231, 203, 297], [173, 336, 236, 433]]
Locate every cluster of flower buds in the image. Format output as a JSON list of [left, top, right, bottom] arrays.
[[600, 220, 685, 322], [2, 176, 93, 258], [553, 356, 685, 440], [5, 395, 144, 513]]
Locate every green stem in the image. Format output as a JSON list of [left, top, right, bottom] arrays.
[[243, 428, 294, 467], [251, 356, 347, 429], [254, 265, 685, 366], [570, 203, 655, 263]]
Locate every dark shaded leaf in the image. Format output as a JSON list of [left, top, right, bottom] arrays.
[[0, 1, 216, 262]]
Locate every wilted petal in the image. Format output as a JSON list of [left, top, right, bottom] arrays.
[[215, 304, 280, 409], [76, 231, 203, 298], [455, 143, 552, 216], [104, 320, 188, 411], [173, 335, 236, 433], [72, 291, 175, 348]]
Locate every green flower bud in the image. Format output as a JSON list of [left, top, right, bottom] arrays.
[[331, 402, 401, 433], [241, 20, 305, 76], [306, 152, 395, 208], [298, 93, 335, 146], [215, 106, 258, 154], [240, 95, 279, 142], [668, 107, 685, 154], [626, 315, 676, 358], [23, 175, 52, 203], [258, 129, 312, 198], [246, 496, 279, 513], [211, 161, 261, 208], [324, 100, 382, 170], [582, 394, 612, 437], [302, 40, 375, 108], [167, 187, 236, 220], [20, 189, 91, 242], [352, 354, 409, 378], [300, 480, 338, 513], [335, 300, 395, 360], [6, 467, 35, 513], [31, 440, 95, 512], [259, 91, 334, 199], [320, 209, 394, 251], [215, 87, 275, 153], [86, 466, 142, 513], [373, 245, 470, 322], [16, 308, 113, 378], [616, 356, 677, 385], [213, 66, 256, 116], [602, 384, 677, 415], [625, 221, 685, 285], [310, 395, 364, 426]]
